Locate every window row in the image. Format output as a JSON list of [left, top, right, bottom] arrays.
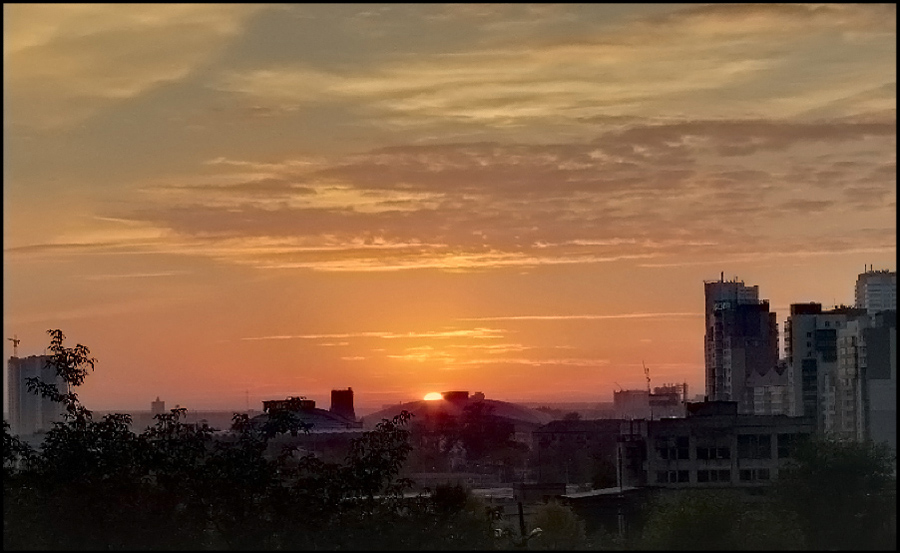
[[739, 468, 770, 482], [655, 433, 809, 460], [697, 469, 731, 483], [696, 446, 730, 460], [656, 470, 690, 484], [655, 468, 771, 484]]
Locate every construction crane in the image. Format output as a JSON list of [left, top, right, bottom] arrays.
[[643, 360, 654, 421], [8, 335, 20, 357]]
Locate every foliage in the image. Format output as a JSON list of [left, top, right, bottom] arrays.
[[405, 402, 529, 477], [3, 330, 498, 550], [638, 488, 805, 550], [590, 457, 617, 489], [528, 501, 588, 550], [773, 437, 896, 550]]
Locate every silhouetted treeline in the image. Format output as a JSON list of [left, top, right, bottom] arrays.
[[3, 330, 498, 550]]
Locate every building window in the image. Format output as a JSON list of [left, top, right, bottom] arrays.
[[699, 469, 731, 483], [778, 433, 809, 458], [677, 470, 689, 483], [738, 434, 772, 459], [676, 437, 689, 459], [696, 446, 731, 460], [739, 468, 769, 482], [656, 471, 669, 484]]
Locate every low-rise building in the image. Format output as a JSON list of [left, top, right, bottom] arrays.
[[636, 401, 815, 488]]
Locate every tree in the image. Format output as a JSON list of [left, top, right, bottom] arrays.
[[528, 500, 587, 550], [4, 329, 498, 550], [774, 437, 896, 550], [638, 488, 805, 550]]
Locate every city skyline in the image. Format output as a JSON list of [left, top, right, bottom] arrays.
[[4, 4, 896, 412]]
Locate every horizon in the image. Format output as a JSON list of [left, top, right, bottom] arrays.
[[4, 4, 896, 414]]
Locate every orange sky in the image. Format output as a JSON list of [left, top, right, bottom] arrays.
[[3, 4, 896, 414]]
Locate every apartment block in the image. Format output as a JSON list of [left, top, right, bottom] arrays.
[[7, 355, 67, 436], [855, 268, 896, 315], [704, 275, 778, 413]]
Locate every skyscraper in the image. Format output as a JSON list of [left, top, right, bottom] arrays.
[[703, 274, 778, 412], [855, 268, 896, 314], [7, 355, 67, 436]]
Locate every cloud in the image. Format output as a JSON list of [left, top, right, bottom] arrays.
[[458, 357, 611, 367], [8, 112, 895, 275], [4, 4, 262, 130], [241, 327, 506, 341], [81, 271, 190, 281], [460, 312, 702, 322], [213, 4, 894, 128]]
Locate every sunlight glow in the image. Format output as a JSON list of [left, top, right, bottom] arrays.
[[423, 392, 443, 401]]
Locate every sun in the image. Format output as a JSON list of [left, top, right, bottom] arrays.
[[423, 392, 443, 401]]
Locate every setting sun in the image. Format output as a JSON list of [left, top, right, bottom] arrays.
[[423, 392, 443, 401]]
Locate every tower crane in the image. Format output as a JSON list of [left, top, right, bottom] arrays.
[[643, 360, 654, 420], [8, 335, 20, 357]]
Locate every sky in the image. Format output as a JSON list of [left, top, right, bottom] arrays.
[[3, 3, 896, 414]]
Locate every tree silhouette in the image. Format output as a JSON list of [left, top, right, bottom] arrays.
[[774, 437, 896, 550], [3, 329, 498, 550]]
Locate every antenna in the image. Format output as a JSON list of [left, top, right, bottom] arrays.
[[8, 335, 20, 357], [613, 381, 623, 392]]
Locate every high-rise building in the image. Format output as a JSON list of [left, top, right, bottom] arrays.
[[703, 274, 778, 412], [831, 310, 896, 452], [7, 355, 67, 436], [151, 396, 166, 417], [855, 268, 896, 314], [330, 387, 356, 421], [783, 303, 868, 432]]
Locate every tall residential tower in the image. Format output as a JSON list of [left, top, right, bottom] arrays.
[[703, 274, 778, 412], [855, 268, 896, 314], [7, 355, 67, 436]]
